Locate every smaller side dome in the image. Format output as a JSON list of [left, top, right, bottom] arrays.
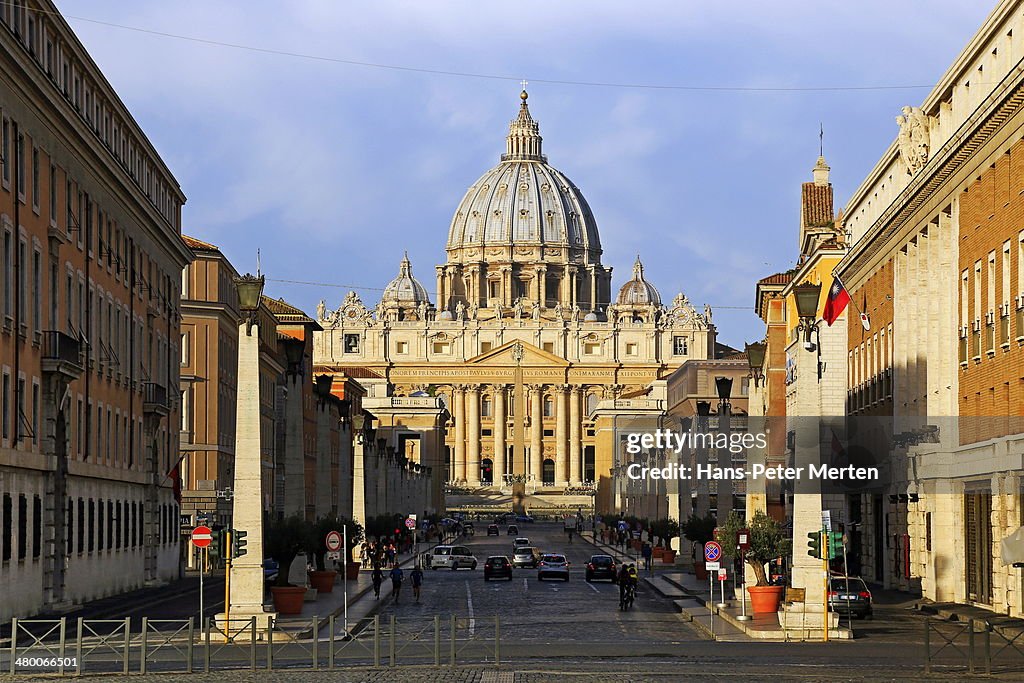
[[616, 255, 661, 306], [382, 253, 431, 306]]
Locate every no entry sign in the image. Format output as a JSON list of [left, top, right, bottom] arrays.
[[191, 525, 212, 548], [325, 530, 343, 552], [704, 541, 722, 562]]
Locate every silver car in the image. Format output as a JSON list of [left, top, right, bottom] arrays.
[[429, 545, 478, 570], [512, 546, 540, 568], [537, 553, 570, 581]]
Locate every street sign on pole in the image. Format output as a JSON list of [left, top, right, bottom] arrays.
[[405, 517, 416, 530], [737, 528, 750, 552], [325, 530, 343, 552], [717, 568, 727, 580], [326, 551, 341, 561], [704, 541, 722, 562], [191, 525, 213, 548], [704, 561, 721, 571]]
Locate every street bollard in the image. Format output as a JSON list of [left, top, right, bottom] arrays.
[[389, 615, 396, 667], [267, 618, 274, 671], [984, 626, 991, 675], [312, 616, 319, 670], [249, 618, 257, 670], [494, 615, 500, 666], [923, 618, 930, 674], [141, 617, 149, 674], [450, 614, 457, 666], [8, 618, 15, 676], [58, 618, 67, 677], [968, 619, 975, 674], [434, 616, 441, 665], [204, 617, 211, 673], [373, 616, 380, 667], [329, 616, 336, 670], [187, 617, 194, 674], [76, 617, 83, 675], [123, 616, 131, 676]]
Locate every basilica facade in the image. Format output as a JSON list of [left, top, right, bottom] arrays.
[[313, 91, 715, 492]]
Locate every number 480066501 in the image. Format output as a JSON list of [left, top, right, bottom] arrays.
[[16, 657, 76, 668]]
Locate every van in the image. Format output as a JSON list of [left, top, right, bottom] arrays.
[[429, 545, 478, 570]]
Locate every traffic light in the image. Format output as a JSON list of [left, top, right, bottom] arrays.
[[806, 531, 821, 559], [232, 529, 248, 558], [208, 527, 224, 560], [827, 531, 844, 559]]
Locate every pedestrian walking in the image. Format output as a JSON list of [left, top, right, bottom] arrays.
[[410, 565, 424, 603], [641, 542, 653, 573], [389, 565, 404, 604], [371, 566, 384, 599]]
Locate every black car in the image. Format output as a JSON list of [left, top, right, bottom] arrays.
[[585, 554, 617, 582], [507, 524, 519, 536], [828, 576, 873, 619], [483, 556, 513, 581], [487, 524, 499, 536]]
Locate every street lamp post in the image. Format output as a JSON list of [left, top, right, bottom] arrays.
[[695, 401, 711, 520], [793, 282, 824, 381], [714, 376, 733, 528], [218, 273, 275, 631]]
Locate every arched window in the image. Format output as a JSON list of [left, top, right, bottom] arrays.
[[543, 397, 554, 417], [481, 395, 492, 417], [586, 393, 598, 414]]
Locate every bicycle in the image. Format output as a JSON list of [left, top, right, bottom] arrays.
[[619, 582, 636, 610]]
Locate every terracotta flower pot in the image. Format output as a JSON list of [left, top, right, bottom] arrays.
[[270, 586, 307, 615], [308, 570, 337, 593], [345, 561, 361, 580], [694, 560, 708, 581], [661, 549, 676, 564], [747, 585, 785, 614], [652, 547, 665, 559]]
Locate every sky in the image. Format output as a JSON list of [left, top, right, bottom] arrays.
[[55, 0, 996, 349]]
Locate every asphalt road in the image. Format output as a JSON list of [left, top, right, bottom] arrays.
[[368, 521, 702, 647]]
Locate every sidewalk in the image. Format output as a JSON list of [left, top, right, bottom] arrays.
[[914, 600, 1024, 641]]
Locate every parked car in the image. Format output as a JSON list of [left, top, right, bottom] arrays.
[[487, 524, 499, 536], [516, 514, 535, 523], [827, 576, 873, 619], [483, 556, 513, 581], [263, 559, 279, 585], [429, 545, 478, 570], [507, 524, 519, 536], [512, 537, 531, 552], [512, 546, 540, 568], [537, 554, 570, 581], [585, 555, 617, 582], [463, 522, 475, 536]]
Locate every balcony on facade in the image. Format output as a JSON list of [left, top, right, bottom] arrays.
[[143, 382, 170, 417], [41, 330, 84, 381]]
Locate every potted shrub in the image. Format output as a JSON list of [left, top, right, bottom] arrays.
[[343, 519, 365, 580], [718, 510, 790, 614], [305, 515, 363, 592], [682, 514, 717, 580], [264, 514, 313, 615], [651, 518, 680, 563]]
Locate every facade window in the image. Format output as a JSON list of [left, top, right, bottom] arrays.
[[583, 342, 600, 355], [66, 499, 73, 554], [488, 280, 500, 299], [626, 342, 638, 355], [32, 250, 40, 332], [77, 498, 84, 553], [480, 341, 492, 353], [1, 117, 8, 185], [49, 164, 56, 223], [1, 372, 8, 440], [17, 494, 27, 560], [32, 495, 40, 559], [97, 499, 104, 551], [181, 332, 189, 366], [673, 336, 688, 355], [3, 230, 11, 318], [542, 342, 554, 353], [432, 341, 450, 354], [31, 383, 38, 445], [16, 133, 24, 196], [395, 340, 408, 354], [2, 493, 11, 561], [31, 146, 39, 210], [543, 397, 554, 417], [344, 334, 360, 353]]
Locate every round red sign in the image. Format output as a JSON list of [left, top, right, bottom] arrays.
[[191, 525, 213, 548], [325, 530, 343, 552]]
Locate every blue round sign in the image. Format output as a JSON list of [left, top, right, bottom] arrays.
[[704, 541, 722, 562]]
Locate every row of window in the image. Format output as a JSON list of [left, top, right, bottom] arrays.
[[849, 323, 894, 389], [0, 1, 179, 226], [0, 492, 177, 564], [959, 231, 1024, 337], [343, 334, 689, 357]]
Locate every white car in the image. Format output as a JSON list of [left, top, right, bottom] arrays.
[[429, 545, 478, 570], [512, 537, 531, 551], [537, 554, 570, 581]]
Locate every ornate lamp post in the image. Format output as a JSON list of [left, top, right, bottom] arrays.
[[745, 342, 766, 388], [793, 281, 824, 380], [220, 273, 275, 629]]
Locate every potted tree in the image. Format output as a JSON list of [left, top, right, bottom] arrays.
[[305, 515, 363, 592], [264, 514, 313, 615], [682, 514, 717, 580], [343, 519, 365, 580], [718, 510, 790, 613]]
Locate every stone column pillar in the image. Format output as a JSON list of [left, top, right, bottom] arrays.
[[436, 266, 446, 313], [569, 386, 581, 485], [221, 322, 274, 628], [493, 385, 506, 484], [453, 386, 466, 483], [555, 384, 568, 486], [283, 372, 305, 518], [530, 385, 544, 482], [503, 267, 512, 308], [466, 384, 481, 486], [536, 266, 547, 307], [568, 267, 578, 309], [589, 267, 597, 312]]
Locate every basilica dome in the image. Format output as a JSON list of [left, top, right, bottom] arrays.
[[445, 91, 602, 264], [616, 256, 661, 306], [382, 253, 430, 306]]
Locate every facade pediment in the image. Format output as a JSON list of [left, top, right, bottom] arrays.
[[467, 340, 569, 367]]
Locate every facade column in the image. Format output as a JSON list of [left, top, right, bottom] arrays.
[[467, 384, 481, 486], [589, 266, 597, 311], [453, 386, 466, 483], [568, 267, 578, 309], [493, 385, 506, 485], [530, 384, 544, 482], [555, 385, 568, 486], [435, 266, 446, 313], [569, 386, 582, 484], [536, 266, 547, 307], [503, 266, 513, 307]]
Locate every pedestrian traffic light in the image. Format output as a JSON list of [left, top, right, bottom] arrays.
[[806, 531, 821, 559], [232, 529, 248, 558], [827, 531, 844, 559]]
